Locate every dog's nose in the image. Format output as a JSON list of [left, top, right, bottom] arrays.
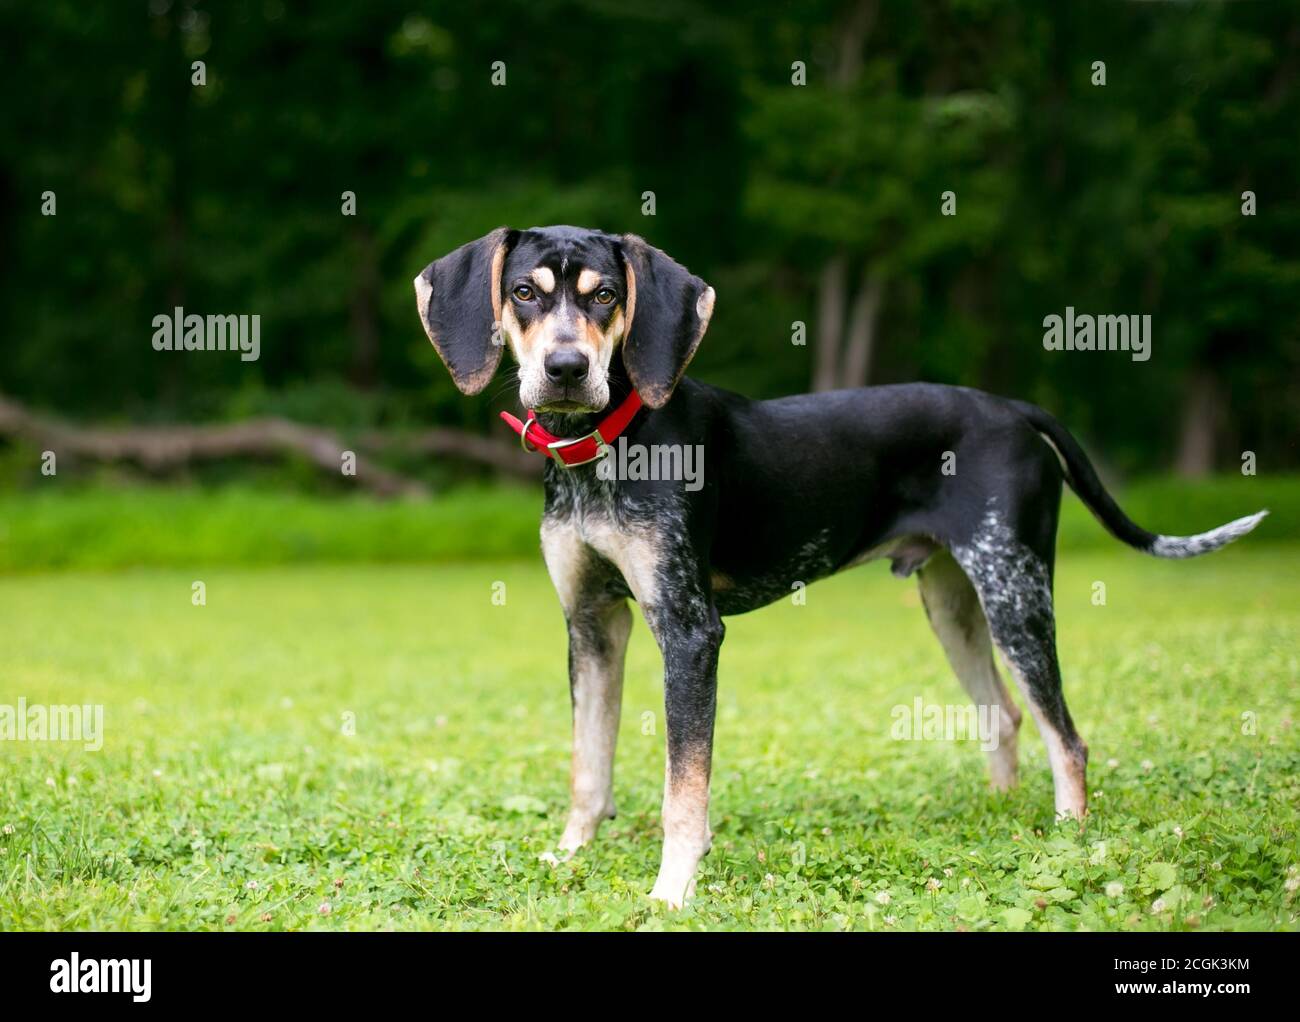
[[544, 349, 589, 386]]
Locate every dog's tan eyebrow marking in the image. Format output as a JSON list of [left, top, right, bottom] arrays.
[[531, 267, 556, 293], [576, 268, 602, 294]]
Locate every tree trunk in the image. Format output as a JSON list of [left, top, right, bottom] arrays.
[[832, 0, 879, 87], [813, 255, 847, 391], [1174, 370, 1224, 477], [841, 269, 883, 388], [811, 0, 880, 393]]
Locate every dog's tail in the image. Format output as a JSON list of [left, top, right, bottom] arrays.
[[1010, 400, 1267, 558]]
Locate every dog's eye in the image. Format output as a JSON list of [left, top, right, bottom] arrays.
[[593, 287, 616, 305], [512, 284, 534, 302]]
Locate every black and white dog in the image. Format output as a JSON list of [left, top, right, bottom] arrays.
[[414, 225, 1266, 907]]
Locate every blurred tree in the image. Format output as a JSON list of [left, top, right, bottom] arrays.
[[743, 0, 1014, 391]]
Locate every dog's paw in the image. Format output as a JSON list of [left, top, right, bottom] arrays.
[[648, 875, 696, 910], [538, 848, 575, 868], [556, 809, 612, 854]]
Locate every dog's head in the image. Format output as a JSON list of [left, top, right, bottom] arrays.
[[414, 225, 714, 411]]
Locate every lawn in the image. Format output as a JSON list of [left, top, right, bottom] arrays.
[[0, 472, 1296, 570], [1, 540, 1296, 931]]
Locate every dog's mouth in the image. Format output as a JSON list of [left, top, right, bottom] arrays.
[[534, 398, 596, 413], [520, 372, 610, 416], [527, 383, 609, 414]]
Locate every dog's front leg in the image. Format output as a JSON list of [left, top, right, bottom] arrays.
[[542, 520, 632, 855], [646, 602, 724, 909], [557, 598, 633, 853]]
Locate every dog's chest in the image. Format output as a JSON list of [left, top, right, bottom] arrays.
[[540, 471, 687, 609]]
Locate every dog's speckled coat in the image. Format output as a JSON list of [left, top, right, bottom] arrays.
[[415, 225, 1268, 907]]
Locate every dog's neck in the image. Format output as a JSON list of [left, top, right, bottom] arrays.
[[535, 350, 637, 438]]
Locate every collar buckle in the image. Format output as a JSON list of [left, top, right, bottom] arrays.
[[547, 430, 611, 469]]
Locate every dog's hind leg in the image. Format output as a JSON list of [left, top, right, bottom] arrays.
[[951, 510, 1088, 820], [917, 549, 1022, 791]]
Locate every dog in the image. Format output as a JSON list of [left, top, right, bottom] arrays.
[[414, 225, 1267, 908]]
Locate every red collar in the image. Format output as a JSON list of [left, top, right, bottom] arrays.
[[500, 390, 643, 468]]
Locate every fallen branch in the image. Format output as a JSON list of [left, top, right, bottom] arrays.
[[0, 394, 538, 496], [358, 427, 539, 479]]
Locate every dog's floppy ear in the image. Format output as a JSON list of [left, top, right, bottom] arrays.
[[619, 234, 715, 408], [413, 227, 515, 395]]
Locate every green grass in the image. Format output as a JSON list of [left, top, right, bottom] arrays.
[[1, 473, 1296, 570], [1, 545, 1296, 930], [0, 484, 544, 571]]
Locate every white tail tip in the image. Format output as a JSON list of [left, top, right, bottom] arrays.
[[1149, 509, 1269, 559]]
